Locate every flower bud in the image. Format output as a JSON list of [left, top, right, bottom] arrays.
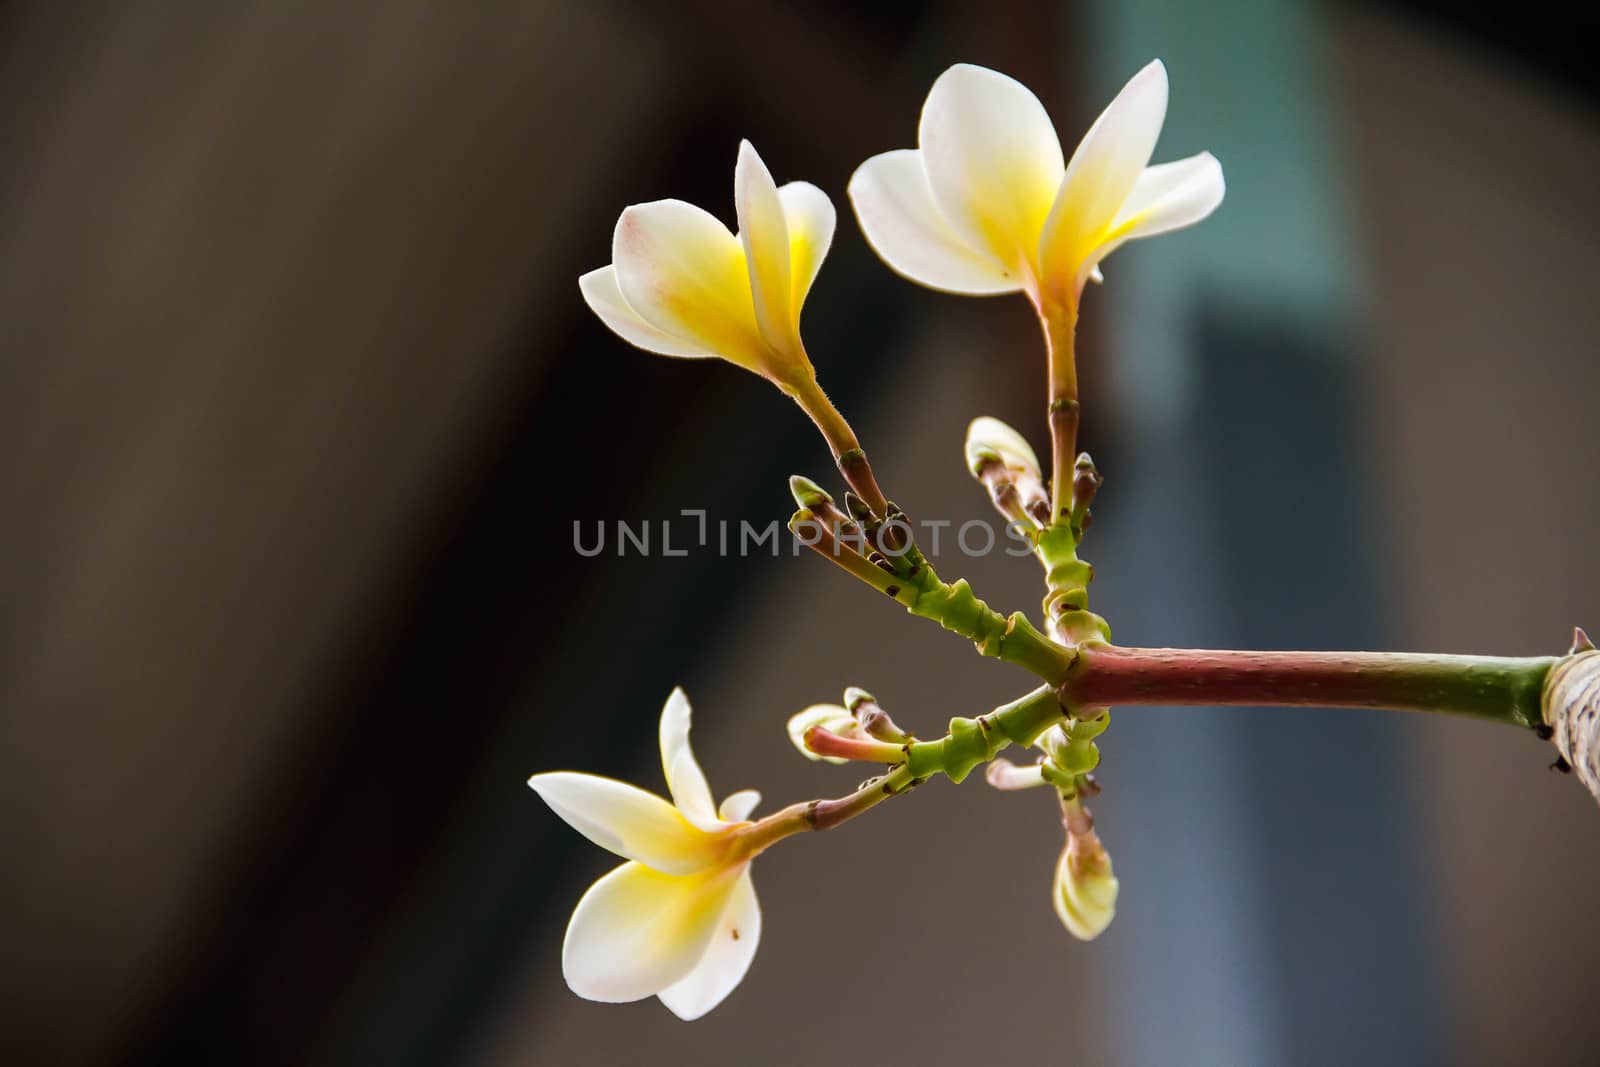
[[964, 416, 1042, 481], [985, 757, 1047, 791], [1053, 832, 1119, 941], [789, 474, 834, 511], [786, 704, 856, 764]]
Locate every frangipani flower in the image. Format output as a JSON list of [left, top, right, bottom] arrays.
[[579, 140, 836, 389], [528, 688, 764, 1020], [849, 60, 1223, 308]]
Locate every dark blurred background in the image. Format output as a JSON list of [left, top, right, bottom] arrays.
[[2, 1, 1598, 1064]]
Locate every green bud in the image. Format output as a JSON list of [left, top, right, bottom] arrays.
[[788, 474, 834, 510]]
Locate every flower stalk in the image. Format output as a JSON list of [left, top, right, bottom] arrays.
[[1042, 300, 1080, 525]]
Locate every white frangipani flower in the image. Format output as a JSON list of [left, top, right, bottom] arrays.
[[849, 60, 1223, 307], [579, 140, 836, 387], [528, 688, 764, 1020]]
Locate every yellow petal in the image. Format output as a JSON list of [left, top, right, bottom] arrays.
[[562, 861, 745, 1003], [733, 141, 795, 355], [776, 180, 836, 324], [578, 266, 710, 358], [657, 868, 761, 1020], [918, 64, 1066, 277], [848, 150, 1018, 295], [528, 772, 720, 875], [612, 199, 768, 374], [1039, 60, 1169, 298], [659, 687, 720, 830]]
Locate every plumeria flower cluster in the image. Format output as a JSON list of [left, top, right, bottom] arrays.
[[534, 59, 1223, 1018]]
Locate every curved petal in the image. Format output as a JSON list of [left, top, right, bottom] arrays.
[[579, 267, 710, 358], [1079, 153, 1225, 283], [733, 141, 795, 353], [918, 64, 1066, 276], [717, 788, 761, 823], [562, 861, 744, 1003], [777, 181, 835, 322], [1040, 60, 1169, 296], [612, 199, 768, 374], [657, 869, 761, 1020], [659, 687, 720, 830], [528, 772, 720, 875], [1112, 152, 1224, 240], [848, 150, 1019, 295]]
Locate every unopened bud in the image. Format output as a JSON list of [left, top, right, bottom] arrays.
[[965, 416, 1043, 481], [788, 474, 834, 511], [786, 704, 855, 765], [844, 687, 911, 744], [1053, 830, 1118, 941], [985, 758, 1047, 791]]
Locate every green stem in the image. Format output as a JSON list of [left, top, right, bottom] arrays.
[[736, 763, 917, 855], [1042, 301, 1079, 525], [901, 567, 1077, 683], [736, 686, 1064, 855], [1064, 645, 1556, 728], [788, 374, 889, 518]]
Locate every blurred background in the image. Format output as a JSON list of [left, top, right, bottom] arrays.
[[2, 1, 1598, 1064]]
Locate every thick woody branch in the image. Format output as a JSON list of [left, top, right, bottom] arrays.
[[1064, 645, 1555, 727]]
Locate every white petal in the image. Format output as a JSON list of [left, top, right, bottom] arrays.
[[659, 687, 720, 830], [733, 141, 794, 353], [612, 199, 769, 373], [657, 869, 761, 1020], [717, 789, 761, 823], [528, 772, 719, 875], [562, 861, 744, 1003], [578, 266, 710, 358], [1080, 153, 1225, 282], [777, 181, 835, 320], [918, 64, 1065, 275], [785, 703, 855, 765], [1039, 60, 1169, 295], [1111, 152, 1225, 240], [848, 150, 1018, 295]]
